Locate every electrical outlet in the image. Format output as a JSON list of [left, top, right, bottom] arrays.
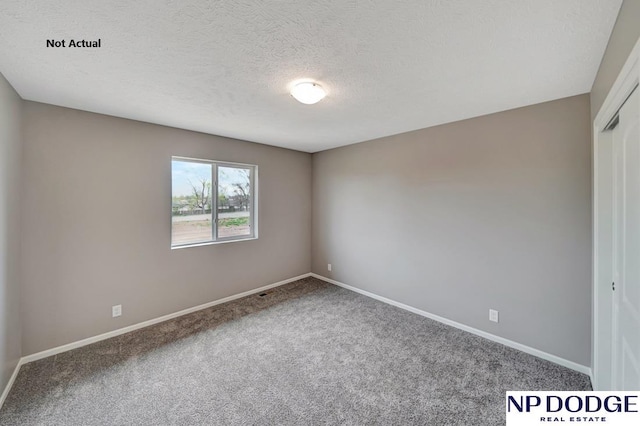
[[112, 305, 122, 318], [489, 309, 499, 323], [328, 263, 332, 272]]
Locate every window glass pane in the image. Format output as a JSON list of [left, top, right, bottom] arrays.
[[171, 160, 213, 245], [217, 166, 251, 238]]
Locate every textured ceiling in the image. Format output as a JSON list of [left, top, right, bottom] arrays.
[[0, 0, 623, 152]]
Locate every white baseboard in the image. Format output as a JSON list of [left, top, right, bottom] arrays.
[[2, 270, 592, 409], [0, 273, 312, 408], [21, 273, 312, 365], [311, 273, 592, 376], [0, 359, 23, 409]]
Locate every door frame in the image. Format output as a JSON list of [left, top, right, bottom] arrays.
[[593, 36, 640, 391]]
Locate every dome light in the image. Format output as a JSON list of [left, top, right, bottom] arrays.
[[290, 82, 326, 105]]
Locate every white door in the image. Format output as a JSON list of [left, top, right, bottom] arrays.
[[612, 87, 640, 391]]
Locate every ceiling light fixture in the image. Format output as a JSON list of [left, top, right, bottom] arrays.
[[290, 81, 326, 105]]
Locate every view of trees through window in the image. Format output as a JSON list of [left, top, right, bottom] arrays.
[[171, 159, 254, 246]]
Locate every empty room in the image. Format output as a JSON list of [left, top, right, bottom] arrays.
[[1, 0, 639, 425]]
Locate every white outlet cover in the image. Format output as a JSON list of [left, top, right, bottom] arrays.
[[489, 309, 499, 323], [328, 264, 332, 272], [112, 305, 122, 318]]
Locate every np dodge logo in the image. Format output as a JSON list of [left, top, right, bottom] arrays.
[[506, 392, 640, 425]]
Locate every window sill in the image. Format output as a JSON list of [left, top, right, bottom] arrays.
[[171, 236, 258, 250]]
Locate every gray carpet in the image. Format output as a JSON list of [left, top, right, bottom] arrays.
[[0, 277, 590, 425]]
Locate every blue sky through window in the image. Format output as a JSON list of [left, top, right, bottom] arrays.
[[172, 160, 251, 197], [172, 160, 211, 197]]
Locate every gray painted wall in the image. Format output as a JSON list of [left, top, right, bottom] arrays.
[[21, 102, 312, 355], [0, 74, 22, 390], [14, 0, 637, 364], [312, 94, 592, 366], [591, 0, 640, 119]]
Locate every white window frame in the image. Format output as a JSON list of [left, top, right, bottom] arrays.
[[171, 156, 258, 249]]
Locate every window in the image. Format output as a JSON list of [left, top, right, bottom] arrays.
[[171, 157, 257, 247]]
